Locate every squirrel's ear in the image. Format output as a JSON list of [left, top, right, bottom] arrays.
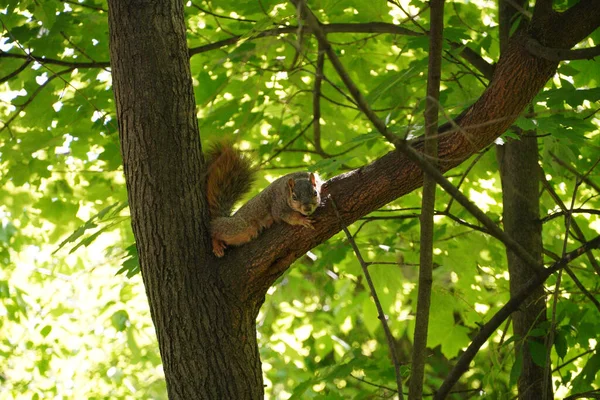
[[309, 173, 316, 186], [287, 178, 295, 191]]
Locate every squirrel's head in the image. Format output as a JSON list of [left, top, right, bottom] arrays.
[[287, 173, 321, 216]]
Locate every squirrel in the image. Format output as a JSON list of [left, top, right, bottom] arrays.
[[205, 142, 322, 257]]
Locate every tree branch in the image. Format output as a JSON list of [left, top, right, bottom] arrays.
[[313, 42, 326, 156], [0, 59, 31, 83], [410, 0, 444, 397], [0, 50, 110, 69], [331, 198, 405, 398], [0, 68, 75, 134], [216, 0, 600, 303], [526, 38, 600, 61]]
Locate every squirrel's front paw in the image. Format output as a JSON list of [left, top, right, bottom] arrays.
[[212, 239, 226, 257], [299, 216, 315, 230]]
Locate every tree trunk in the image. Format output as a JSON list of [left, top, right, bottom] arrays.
[[107, 1, 264, 398], [497, 2, 551, 398]]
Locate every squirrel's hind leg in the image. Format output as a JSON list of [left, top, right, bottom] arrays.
[[211, 217, 260, 256]]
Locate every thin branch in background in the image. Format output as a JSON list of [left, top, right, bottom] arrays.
[[0, 50, 111, 69], [553, 348, 596, 373], [0, 59, 31, 83], [444, 147, 490, 213], [545, 247, 600, 312], [550, 152, 600, 194], [388, 0, 427, 33], [543, 176, 580, 398], [350, 374, 400, 394], [60, 0, 108, 12], [190, 2, 257, 23], [434, 235, 600, 399], [330, 197, 405, 398], [526, 39, 600, 61], [294, 0, 544, 276], [59, 31, 109, 71], [563, 389, 600, 400], [504, 0, 533, 19], [261, 121, 313, 166], [313, 42, 326, 156], [0, 68, 75, 134], [409, 0, 444, 397], [540, 208, 600, 223], [541, 165, 600, 276]]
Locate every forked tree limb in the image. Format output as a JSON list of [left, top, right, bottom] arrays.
[[217, 1, 600, 303]]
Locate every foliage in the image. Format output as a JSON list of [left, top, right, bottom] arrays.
[[1, 0, 599, 399]]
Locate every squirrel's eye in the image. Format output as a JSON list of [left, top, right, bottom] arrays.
[[313, 190, 317, 196], [292, 194, 298, 201]]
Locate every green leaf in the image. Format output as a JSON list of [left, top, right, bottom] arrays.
[[110, 310, 130, 332], [528, 340, 548, 368], [510, 351, 523, 388], [40, 325, 52, 337], [554, 330, 568, 360]]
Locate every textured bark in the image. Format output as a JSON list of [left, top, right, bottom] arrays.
[[498, 135, 551, 399], [498, 1, 552, 398], [107, 1, 263, 398]]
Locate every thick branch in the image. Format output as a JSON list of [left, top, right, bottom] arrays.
[[216, 5, 600, 303]]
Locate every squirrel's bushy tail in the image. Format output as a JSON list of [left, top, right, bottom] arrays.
[[205, 141, 255, 218]]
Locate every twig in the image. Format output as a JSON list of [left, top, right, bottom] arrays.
[[544, 177, 580, 398], [190, 2, 257, 23], [526, 39, 600, 61], [563, 389, 600, 400], [552, 348, 596, 372], [0, 68, 75, 134], [60, 0, 107, 12], [549, 152, 600, 194], [444, 148, 490, 213], [540, 167, 600, 276], [0, 59, 31, 83], [313, 42, 326, 156], [0, 50, 110, 69], [261, 121, 313, 165], [331, 197, 405, 398], [540, 208, 600, 223], [350, 374, 400, 393]]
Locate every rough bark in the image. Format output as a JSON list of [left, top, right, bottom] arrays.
[[107, 1, 263, 398], [498, 134, 551, 399], [497, 1, 552, 398]]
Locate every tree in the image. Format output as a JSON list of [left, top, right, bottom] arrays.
[[1, 0, 600, 398]]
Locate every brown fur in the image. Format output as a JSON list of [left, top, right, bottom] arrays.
[[205, 141, 255, 218], [206, 145, 322, 257]]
